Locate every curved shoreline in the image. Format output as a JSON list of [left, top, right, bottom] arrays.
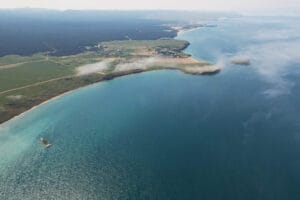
[[0, 90, 75, 128], [0, 69, 141, 127], [0, 28, 219, 126], [0, 68, 220, 127], [177, 27, 201, 36]]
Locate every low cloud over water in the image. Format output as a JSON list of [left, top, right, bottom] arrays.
[[232, 17, 300, 97]]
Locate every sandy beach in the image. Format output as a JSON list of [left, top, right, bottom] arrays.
[[0, 89, 76, 127]]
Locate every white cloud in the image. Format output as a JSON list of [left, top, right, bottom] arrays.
[[226, 17, 300, 97], [76, 61, 110, 75], [239, 39, 300, 97]]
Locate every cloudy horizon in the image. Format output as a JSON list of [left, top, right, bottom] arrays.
[[0, 0, 299, 12]]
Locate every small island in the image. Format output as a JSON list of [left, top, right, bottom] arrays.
[[0, 38, 220, 124], [230, 57, 251, 65]]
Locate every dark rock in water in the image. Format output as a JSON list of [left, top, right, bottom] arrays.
[[230, 58, 251, 65]]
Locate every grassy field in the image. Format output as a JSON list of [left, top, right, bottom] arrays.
[[0, 54, 46, 66], [0, 38, 219, 124], [0, 61, 75, 92]]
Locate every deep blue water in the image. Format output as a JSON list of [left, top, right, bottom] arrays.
[[1, 16, 300, 199]]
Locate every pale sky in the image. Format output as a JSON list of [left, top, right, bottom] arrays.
[[0, 0, 299, 12]]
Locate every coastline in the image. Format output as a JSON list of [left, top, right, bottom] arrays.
[[0, 90, 75, 128], [0, 69, 143, 127], [0, 67, 219, 127], [0, 28, 219, 126], [176, 27, 201, 36]]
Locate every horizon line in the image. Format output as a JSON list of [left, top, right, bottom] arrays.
[[0, 7, 299, 17]]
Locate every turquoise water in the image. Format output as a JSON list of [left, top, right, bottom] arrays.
[[1, 16, 300, 199]]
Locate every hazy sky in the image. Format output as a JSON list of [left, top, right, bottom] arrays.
[[0, 0, 299, 11]]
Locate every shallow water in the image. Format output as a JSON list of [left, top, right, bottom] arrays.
[[1, 16, 300, 199]]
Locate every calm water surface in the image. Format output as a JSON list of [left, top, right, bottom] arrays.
[[1, 16, 300, 199]]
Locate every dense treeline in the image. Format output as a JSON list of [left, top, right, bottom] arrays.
[[0, 9, 177, 56]]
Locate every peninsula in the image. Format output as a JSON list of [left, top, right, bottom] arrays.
[[0, 37, 220, 124]]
